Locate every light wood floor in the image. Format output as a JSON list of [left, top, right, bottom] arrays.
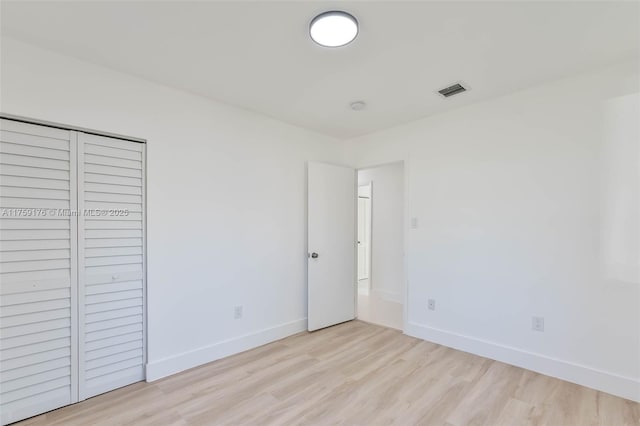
[[357, 280, 403, 330], [18, 321, 640, 426]]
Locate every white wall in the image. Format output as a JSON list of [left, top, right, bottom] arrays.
[[358, 163, 404, 303], [0, 38, 345, 380], [345, 60, 640, 401]]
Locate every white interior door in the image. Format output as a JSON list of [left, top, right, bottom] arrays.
[[0, 118, 146, 424], [0, 119, 78, 425], [77, 132, 146, 400], [307, 162, 356, 332]]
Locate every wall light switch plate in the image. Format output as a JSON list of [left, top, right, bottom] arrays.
[[411, 217, 419, 229]]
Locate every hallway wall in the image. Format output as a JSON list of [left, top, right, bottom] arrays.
[[358, 163, 405, 303]]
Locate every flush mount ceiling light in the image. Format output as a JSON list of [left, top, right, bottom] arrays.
[[310, 11, 358, 47]]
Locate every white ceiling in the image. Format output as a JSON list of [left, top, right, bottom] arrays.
[[2, 1, 638, 138]]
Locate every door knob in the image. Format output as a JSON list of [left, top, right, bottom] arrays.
[[311, 252, 319, 258]]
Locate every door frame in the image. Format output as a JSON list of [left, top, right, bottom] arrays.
[[357, 182, 373, 288], [355, 160, 408, 333]]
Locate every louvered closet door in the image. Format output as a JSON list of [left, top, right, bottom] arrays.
[[78, 133, 145, 400], [0, 119, 78, 424]]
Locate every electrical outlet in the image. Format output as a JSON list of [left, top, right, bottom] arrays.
[[532, 316, 544, 332], [428, 299, 436, 311], [234, 305, 243, 319]]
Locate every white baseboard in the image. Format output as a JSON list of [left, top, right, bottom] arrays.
[[405, 321, 640, 402], [371, 289, 402, 303], [145, 318, 638, 402], [145, 318, 307, 381]]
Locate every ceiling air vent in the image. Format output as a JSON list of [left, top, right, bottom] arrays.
[[437, 83, 467, 98]]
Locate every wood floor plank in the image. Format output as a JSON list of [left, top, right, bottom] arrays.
[[15, 321, 640, 425]]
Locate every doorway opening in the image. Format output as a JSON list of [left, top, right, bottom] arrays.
[[356, 162, 404, 330]]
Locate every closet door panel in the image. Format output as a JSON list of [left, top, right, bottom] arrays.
[[0, 119, 78, 425], [78, 133, 145, 400]]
